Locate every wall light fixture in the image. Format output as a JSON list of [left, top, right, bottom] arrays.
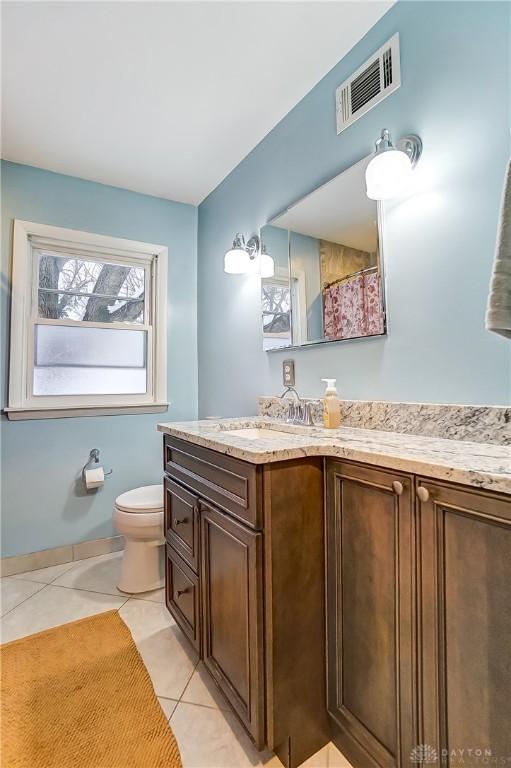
[[224, 233, 274, 277], [224, 233, 253, 274], [365, 128, 422, 200], [258, 244, 274, 278]]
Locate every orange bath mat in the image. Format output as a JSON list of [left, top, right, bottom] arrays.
[[1, 610, 182, 768]]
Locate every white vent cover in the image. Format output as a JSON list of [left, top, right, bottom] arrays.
[[336, 33, 401, 134]]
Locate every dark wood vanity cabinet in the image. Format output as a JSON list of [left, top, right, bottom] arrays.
[[163, 434, 510, 768], [325, 460, 511, 768], [163, 435, 329, 767]]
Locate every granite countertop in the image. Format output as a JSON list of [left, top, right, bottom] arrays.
[[157, 417, 511, 495]]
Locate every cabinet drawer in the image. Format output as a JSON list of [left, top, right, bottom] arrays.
[[164, 435, 262, 529], [165, 544, 201, 654], [164, 477, 199, 572]]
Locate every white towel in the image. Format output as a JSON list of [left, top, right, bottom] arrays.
[[486, 159, 511, 339]]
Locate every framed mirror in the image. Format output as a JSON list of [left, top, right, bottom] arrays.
[[261, 154, 386, 351]]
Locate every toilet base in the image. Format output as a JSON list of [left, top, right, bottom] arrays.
[[118, 539, 164, 594]]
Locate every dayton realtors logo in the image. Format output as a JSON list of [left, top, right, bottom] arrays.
[[410, 744, 502, 765], [410, 744, 438, 764]]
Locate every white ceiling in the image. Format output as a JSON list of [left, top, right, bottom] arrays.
[[1, 1, 393, 206]]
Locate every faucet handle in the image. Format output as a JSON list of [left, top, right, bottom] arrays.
[[301, 403, 314, 426], [286, 402, 296, 423]]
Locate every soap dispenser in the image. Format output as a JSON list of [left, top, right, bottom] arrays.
[[321, 378, 341, 429]]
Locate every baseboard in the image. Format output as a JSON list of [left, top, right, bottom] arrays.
[[330, 718, 380, 768], [0, 535, 124, 577]]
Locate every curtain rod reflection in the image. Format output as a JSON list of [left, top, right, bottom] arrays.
[[323, 265, 378, 290]]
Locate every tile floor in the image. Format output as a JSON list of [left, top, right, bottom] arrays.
[[1, 551, 351, 768]]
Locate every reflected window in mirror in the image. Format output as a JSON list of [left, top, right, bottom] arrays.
[[260, 224, 292, 350], [262, 279, 291, 350]]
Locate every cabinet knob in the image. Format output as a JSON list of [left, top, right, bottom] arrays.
[[417, 486, 430, 503], [174, 517, 188, 527], [176, 587, 190, 599], [392, 480, 404, 496]]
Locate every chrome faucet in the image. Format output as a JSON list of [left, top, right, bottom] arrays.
[[279, 388, 315, 427]]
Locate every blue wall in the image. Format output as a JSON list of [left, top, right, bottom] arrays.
[[289, 232, 322, 342], [197, 1, 511, 417], [1, 161, 198, 557]]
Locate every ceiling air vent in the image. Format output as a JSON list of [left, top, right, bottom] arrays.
[[336, 33, 401, 135]]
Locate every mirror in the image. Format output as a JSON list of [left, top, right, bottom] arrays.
[[260, 223, 292, 350], [261, 154, 386, 351]]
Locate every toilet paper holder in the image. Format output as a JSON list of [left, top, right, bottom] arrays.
[[82, 448, 113, 483]]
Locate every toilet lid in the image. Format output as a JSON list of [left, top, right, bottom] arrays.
[[115, 484, 163, 513]]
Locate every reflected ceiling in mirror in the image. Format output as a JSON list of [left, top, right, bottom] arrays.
[[261, 155, 386, 351]]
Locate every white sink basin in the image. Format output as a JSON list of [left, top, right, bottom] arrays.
[[222, 427, 292, 440]]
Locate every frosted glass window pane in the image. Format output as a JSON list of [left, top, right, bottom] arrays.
[[35, 325, 146, 368], [33, 366, 147, 396]]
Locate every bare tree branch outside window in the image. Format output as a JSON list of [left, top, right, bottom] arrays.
[[37, 253, 145, 324], [261, 282, 290, 334]]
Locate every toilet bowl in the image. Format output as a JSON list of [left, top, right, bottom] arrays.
[[113, 484, 164, 593]]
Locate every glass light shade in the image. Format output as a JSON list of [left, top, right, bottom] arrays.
[[246, 251, 275, 278], [365, 148, 413, 200], [246, 254, 260, 276], [259, 252, 274, 278], [224, 247, 250, 274]]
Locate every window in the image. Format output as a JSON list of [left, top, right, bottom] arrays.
[[7, 220, 168, 419], [261, 276, 292, 350]]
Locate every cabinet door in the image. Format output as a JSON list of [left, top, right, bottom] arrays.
[[200, 501, 264, 748], [418, 479, 511, 767], [326, 460, 416, 768]]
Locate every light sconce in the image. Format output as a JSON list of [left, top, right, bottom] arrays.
[[224, 233, 274, 277], [224, 233, 254, 274], [258, 244, 274, 278], [365, 128, 422, 200]]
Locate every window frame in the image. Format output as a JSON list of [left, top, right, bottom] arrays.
[[6, 220, 169, 420], [261, 268, 292, 342]]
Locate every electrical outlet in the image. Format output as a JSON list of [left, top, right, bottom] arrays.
[[282, 359, 295, 387]]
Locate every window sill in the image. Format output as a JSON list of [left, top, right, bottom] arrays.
[[4, 403, 169, 421]]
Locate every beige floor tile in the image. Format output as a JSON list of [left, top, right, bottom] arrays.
[[0, 585, 126, 644], [131, 587, 165, 603], [158, 697, 179, 720], [181, 662, 230, 710], [1, 579, 45, 617], [299, 745, 329, 768], [119, 598, 196, 700], [328, 743, 353, 768], [6, 561, 77, 584], [52, 552, 126, 596], [170, 702, 280, 768]]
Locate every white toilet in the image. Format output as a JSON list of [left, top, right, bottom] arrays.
[[113, 484, 164, 593]]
